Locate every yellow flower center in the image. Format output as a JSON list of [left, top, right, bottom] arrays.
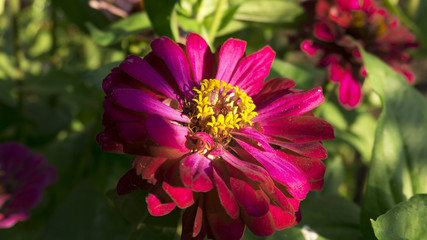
[[351, 12, 365, 28], [188, 79, 257, 141]]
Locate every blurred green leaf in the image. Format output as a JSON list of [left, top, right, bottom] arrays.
[[87, 12, 151, 46], [372, 194, 427, 240], [360, 49, 427, 239], [83, 61, 120, 91], [317, 100, 377, 162], [145, 0, 179, 40], [268, 59, 322, 90], [41, 180, 130, 240], [52, 0, 109, 32], [234, 0, 303, 24]]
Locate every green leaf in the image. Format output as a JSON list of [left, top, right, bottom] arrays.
[[372, 194, 427, 240], [83, 61, 120, 91], [145, 0, 179, 40], [86, 12, 151, 46], [234, 0, 303, 24], [359, 49, 427, 239], [52, 0, 109, 32], [41, 181, 130, 240]]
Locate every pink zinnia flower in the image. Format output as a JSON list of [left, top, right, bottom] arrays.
[[0, 142, 57, 228], [97, 33, 334, 239], [300, 0, 419, 108]]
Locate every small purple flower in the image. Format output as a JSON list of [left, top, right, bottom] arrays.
[[0, 142, 57, 228], [300, 0, 419, 108]]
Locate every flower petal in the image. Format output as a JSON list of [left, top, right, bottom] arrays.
[[182, 198, 206, 240], [215, 38, 247, 83], [230, 177, 270, 217], [111, 88, 189, 122], [119, 55, 178, 99], [145, 114, 188, 150], [206, 191, 245, 240], [242, 210, 275, 236], [179, 153, 214, 192], [266, 138, 329, 159], [163, 181, 194, 208], [233, 128, 275, 152], [212, 162, 239, 219], [186, 33, 213, 84], [151, 36, 195, 99], [132, 156, 168, 181], [277, 150, 326, 191], [146, 187, 176, 216], [229, 46, 275, 96], [254, 88, 324, 122], [337, 70, 362, 108], [260, 116, 334, 143], [270, 205, 298, 230], [236, 139, 310, 200]]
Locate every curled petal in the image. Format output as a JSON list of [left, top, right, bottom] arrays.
[[146, 187, 176, 216], [212, 162, 239, 219]]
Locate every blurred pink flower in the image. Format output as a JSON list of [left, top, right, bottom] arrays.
[[97, 33, 334, 239], [0, 142, 57, 228], [300, 0, 419, 108]]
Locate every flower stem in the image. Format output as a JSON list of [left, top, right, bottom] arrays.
[[208, 0, 227, 43]]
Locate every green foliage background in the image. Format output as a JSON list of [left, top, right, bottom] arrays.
[[1, 0, 427, 239]]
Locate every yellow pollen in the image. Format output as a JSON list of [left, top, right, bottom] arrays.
[[351, 12, 365, 28], [189, 79, 258, 138]]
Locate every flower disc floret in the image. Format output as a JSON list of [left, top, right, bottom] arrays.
[[189, 79, 257, 140]]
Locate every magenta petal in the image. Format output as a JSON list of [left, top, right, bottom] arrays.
[[206, 191, 245, 240], [337, 70, 362, 108], [96, 131, 124, 154], [163, 182, 194, 208], [255, 88, 324, 122], [301, 40, 319, 56], [116, 121, 147, 142], [0, 212, 28, 229], [146, 189, 176, 216], [233, 128, 275, 152], [145, 114, 188, 150], [151, 36, 195, 99], [260, 116, 334, 143], [179, 153, 214, 192], [182, 200, 206, 240], [212, 166, 239, 219], [119, 55, 177, 99], [270, 205, 297, 230], [111, 88, 189, 122], [221, 150, 274, 192], [278, 151, 326, 191], [242, 211, 275, 236], [229, 46, 275, 96], [230, 177, 270, 217], [314, 22, 336, 41], [215, 38, 247, 83], [132, 156, 168, 181], [236, 139, 310, 200], [266, 139, 328, 159], [186, 33, 213, 84]]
